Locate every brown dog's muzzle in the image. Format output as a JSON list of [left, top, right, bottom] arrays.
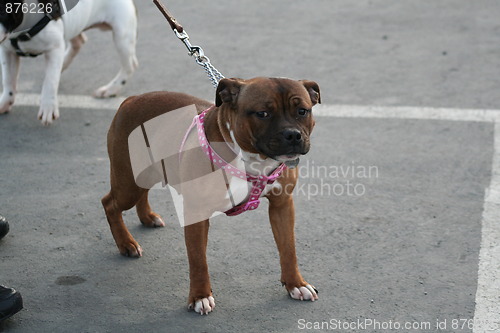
[[257, 129, 310, 160]]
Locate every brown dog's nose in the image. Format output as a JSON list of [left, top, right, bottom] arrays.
[[283, 129, 303, 145]]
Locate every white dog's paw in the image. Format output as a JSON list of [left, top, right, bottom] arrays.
[[0, 93, 14, 114], [93, 83, 122, 99], [188, 296, 215, 315], [38, 103, 60, 125], [289, 284, 319, 301]]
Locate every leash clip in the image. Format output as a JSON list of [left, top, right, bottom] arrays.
[[154, 0, 225, 88], [174, 29, 204, 58]]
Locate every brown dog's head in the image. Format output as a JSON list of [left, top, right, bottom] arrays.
[[216, 77, 320, 164]]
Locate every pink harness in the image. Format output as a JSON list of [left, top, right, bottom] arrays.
[[180, 107, 287, 216]]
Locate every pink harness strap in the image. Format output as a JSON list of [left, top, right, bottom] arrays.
[[183, 107, 287, 216]]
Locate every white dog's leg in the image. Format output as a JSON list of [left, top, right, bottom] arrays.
[[62, 32, 87, 71], [94, 14, 138, 98], [0, 48, 20, 114], [38, 43, 65, 125]]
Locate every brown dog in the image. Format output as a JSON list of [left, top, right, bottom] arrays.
[[102, 77, 320, 314]]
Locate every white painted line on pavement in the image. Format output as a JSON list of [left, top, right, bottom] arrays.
[[314, 104, 500, 123], [473, 122, 500, 333], [15, 93, 126, 110], [14, 94, 500, 328]]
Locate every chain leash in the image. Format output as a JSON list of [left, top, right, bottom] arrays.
[[174, 30, 226, 88], [153, 0, 225, 88]]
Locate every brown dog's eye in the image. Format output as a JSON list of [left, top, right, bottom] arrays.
[[298, 109, 310, 116], [255, 111, 270, 119]]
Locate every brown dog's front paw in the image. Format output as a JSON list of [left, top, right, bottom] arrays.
[[288, 284, 318, 301], [117, 240, 143, 258], [188, 296, 215, 315]]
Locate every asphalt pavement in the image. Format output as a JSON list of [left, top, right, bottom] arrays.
[[1, 1, 499, 332]]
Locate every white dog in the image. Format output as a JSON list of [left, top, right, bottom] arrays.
[[0, 0, 138, 125]]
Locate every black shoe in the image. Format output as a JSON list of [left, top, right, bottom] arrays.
[[0, 286, 23, 322], [0, 216, 9, 240]]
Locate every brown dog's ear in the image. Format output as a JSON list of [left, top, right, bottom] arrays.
[[215, 78, 243, 107], [300, 80, 321, 105]]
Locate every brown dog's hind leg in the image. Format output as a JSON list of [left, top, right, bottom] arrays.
[[136, 191, 165, 228], [101, 190, 143, 258]]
